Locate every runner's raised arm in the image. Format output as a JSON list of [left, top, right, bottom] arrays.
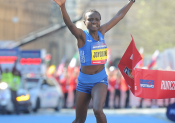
[[99, 0, 135, 34], [54, 0, 84, 39]]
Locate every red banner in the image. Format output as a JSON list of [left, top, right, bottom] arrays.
[[118, 35, 175, 99]]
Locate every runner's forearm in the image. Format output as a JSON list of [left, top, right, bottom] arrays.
[[115, 1, 134, 19], [60, 4, 74, 28]]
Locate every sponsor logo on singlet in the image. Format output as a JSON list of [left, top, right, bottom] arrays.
[[100, 37, 104, 41], [80, 50, 85, 63], [161, 80, 175, 90], [87, 40, 92, 42], [140, 79, 154, 88]]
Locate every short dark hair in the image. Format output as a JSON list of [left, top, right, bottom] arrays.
[[83, 9, 101, 20]]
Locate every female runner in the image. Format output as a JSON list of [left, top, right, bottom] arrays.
[[54, 0, 135, 122]]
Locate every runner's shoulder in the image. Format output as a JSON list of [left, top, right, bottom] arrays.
[[77, 29, 86, 44]]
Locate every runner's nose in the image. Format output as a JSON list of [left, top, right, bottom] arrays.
[[92, 19, 97, 23]]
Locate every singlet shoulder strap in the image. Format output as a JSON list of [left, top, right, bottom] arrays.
[[83, 30, 90, 37], [98, 31, 104, 38], [83, 30, 91, 41], [98, 31, 105, 42]]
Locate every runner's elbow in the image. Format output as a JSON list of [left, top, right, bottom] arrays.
[[67, 23, 74, 29], [119, 15, 124, 20]]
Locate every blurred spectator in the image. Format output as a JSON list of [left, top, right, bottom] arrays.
[[114, 69, 121, 109], [54, 71, 60, 84], [11, 60, 21, 114], [163, 99, 171, 108], [68, 67, 79, 108], [139, 98, 144, 108], [120, 73, 130, 108], [151, 99, 159, 108], [104, 68, 110, 109], [59, 67, 69, 108], [109, 66, 121, 109], [139, 98, 152, 108], [1, 68, 13, 87]]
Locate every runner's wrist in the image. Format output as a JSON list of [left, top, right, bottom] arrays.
[[60, 3, 66, 8]]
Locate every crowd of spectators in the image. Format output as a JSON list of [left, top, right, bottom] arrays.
[[53, 66, 175, 109]]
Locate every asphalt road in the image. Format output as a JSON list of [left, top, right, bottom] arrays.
[[0, 108, 174, 123]]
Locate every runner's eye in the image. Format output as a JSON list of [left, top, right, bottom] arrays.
[[96, 19, 100, 21], [88, 18, 93, 21]]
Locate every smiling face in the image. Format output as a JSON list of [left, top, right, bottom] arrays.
[[84, 12, 101, 31]]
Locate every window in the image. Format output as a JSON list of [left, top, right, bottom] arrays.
[[42, 79, 55, 87], [25, 78, 39, 89]]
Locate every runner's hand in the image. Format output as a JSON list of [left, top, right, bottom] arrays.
[[128, 70, 134, 79], [54, 0, 66, 7]]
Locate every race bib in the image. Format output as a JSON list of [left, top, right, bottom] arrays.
[[91, 42, 107, 65]]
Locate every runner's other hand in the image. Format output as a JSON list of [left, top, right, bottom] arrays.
[[54, 0, 66, 7], [128, 70, 134, 79]]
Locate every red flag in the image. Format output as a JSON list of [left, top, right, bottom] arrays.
[[118, 35, 142, 94], [137, 47, 144, 68], [118, 35, 175, 99]]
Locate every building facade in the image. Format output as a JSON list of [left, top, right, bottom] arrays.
[[0, 0, 136, 67], [0, 0, 51, 40]]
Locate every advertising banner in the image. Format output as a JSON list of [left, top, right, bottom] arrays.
[[118, 35, 175, 99], [134, 68, 175, 99], [0, 48, 19, 71], [19, 50, 46, 75]]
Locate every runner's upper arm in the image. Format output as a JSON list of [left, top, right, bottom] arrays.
[[99, 16, 122, 34], [67, 23, 84, 39]]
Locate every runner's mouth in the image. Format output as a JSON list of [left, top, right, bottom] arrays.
[[92, 25, 97, 28]]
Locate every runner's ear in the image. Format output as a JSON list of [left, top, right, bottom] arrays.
[[83, 20, 86, 25]]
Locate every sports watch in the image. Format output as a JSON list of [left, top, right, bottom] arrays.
[[129, 0, 135, 2]]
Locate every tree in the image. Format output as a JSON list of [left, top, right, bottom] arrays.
[[129, 0, 175, 54]]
